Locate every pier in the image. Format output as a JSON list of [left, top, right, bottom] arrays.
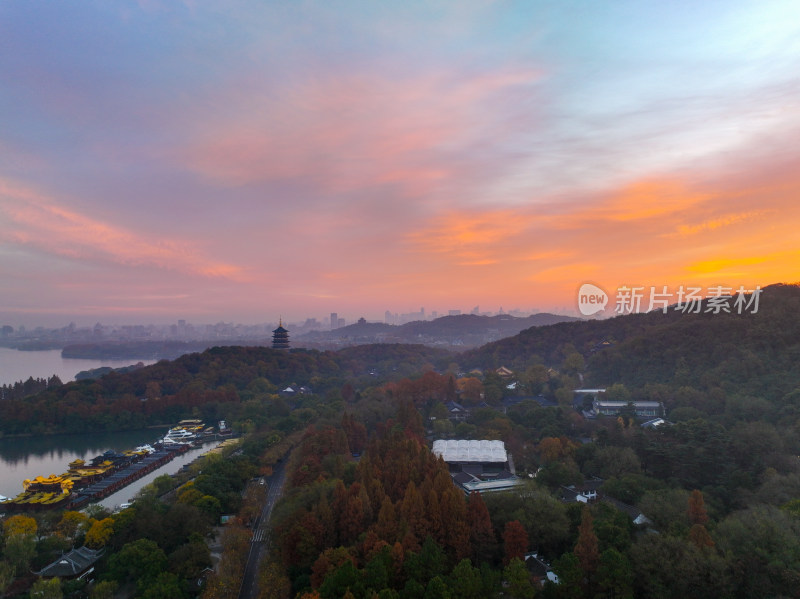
[[68, 445, 190, 509]]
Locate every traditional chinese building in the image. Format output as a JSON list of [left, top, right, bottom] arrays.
[[272, 319, 290, 350], [34, 547, 104, 579]]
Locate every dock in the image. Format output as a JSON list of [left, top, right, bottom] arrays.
[[66, 444, 190, 510]]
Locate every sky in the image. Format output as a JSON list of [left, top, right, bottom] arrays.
[[2, 1, 800, 327]]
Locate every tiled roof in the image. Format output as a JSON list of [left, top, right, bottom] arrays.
[[36, 547, 104, 578]]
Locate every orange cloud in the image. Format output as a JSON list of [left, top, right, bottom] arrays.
[[400, 155, 800, 312]]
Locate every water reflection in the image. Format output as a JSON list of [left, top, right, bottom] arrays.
[[0, 429, 168, 496]]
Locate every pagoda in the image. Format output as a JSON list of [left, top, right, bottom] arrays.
[[272, 319, 290, 350]]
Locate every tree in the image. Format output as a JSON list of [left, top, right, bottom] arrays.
[[574, 507, 599, 589], [0, 561, 15, 596], [423, 575, 450, 599], [108, 538, 168, 592], [597, 548, 633, 599], [375, 495, 399, 543], [467, 492, 496, 564], [89, 581, 118, 599], [503, 520, 529, 565], [2, 514, 37, 537], [552, 553, 583, 599], [3, 533, 36, 572], [30, 577, 63, 599], [688, 524, 714, 549], [56, 511, 89, 540], [448, 559, 483, 599], [318, 560, 363, 599], [140, 572, 186, 599], [714, 505, 800, 598], [258, 561, 291, 599], [503, 558, 536, 599], [687, 489, 709, 525], [588, 447, 641, 479], [631, 534, 731, 599], [638, 489, 691, 534], [84, 518, 115, 548]]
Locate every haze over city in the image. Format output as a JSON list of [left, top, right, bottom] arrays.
[[2, 1, 800, 328]]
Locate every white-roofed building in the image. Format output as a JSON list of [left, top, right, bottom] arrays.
[[432, 439, 508, 463], [432, 439, 520, 495]]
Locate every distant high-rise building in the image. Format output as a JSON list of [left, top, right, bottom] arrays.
[[272, 319, 290, 350], [330, 312, 338, 330], [337, 317, 346, 328], [448, 310, 461, 316]]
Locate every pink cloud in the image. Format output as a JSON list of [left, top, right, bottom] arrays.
[[176, 65, 543, 205], [0, 178, 247, 281]]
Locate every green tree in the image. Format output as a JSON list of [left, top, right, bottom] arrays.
[[604, 384, 630, 404], [423, 576, 450, 599], [503, 558, 536, 599], [319, 560, 363, 599], [631, 534, 731, 599], [715, 505, 800, 598], [448, 559, 482, 599], [587, 447, 641, 479], [3, 533, 36, 572], [552, 553, 583, 599], [89, 580, 118, 599], [638, 489, 690, 534], [596, 548, 633, 599], [30, 577, 63, 599], [0, 561, 15, 596], [404, 537, 447, 587], [108, 538, 168, 592], [140, 572, 186, 599]]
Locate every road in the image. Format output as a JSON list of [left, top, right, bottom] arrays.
[[238, 460, 288, 599]]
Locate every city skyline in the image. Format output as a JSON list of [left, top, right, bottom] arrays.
[[2, 2, 800, 327]]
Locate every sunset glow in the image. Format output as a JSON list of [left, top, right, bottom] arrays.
[[2, 1, 799, 325]]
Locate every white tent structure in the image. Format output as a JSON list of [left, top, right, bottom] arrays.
[[432, 439, 508, 463]]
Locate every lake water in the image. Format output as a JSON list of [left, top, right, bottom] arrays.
[[0, 348, 216, 509], [0, 347, 157, 387], [0, 430, 218, 509]]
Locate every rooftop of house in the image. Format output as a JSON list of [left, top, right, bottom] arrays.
[[432, 439, 508, 463], [35, 547, 104, 579]]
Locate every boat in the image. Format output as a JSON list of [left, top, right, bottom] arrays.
[[169, 419, 205, 434], [0, 438, 189, 514], [163, 429, 196, 441], [218, 420, 232, 436]]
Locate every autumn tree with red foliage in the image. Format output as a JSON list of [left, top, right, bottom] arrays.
[[574, 506, 599, 593], [688, 489, 714, 548], [503, 520, 529, 564], [467, 492, 497, 564]]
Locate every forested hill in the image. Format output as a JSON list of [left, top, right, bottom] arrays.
[[0, 344, 451, 435], [463, 283, 800, 401], [298, 312, 578, 348]]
